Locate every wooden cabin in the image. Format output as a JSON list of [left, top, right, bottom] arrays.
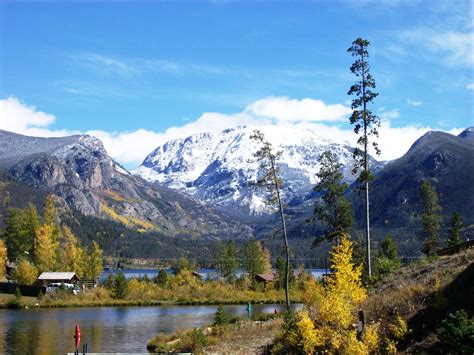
[[37, 272, 79, 286], [255, 273, 276, 291]]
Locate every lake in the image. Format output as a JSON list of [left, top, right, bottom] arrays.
[[100, 268, 327, 282], [0, 303, 295, 354]]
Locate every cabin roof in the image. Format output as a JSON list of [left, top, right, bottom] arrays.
[[38, 272, 78, 280], [255, 273, 275, 282]]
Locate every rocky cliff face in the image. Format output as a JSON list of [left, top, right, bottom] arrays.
[[134, 125, 384, 218], [0, 130, 251, 239]]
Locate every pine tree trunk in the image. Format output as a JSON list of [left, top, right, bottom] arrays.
[[365, 181, 371, 276], [361, 47, 372, 277], [278, 196, 291, 312], [271, 157, 291, 311]]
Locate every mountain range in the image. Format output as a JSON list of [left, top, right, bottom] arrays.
[[0, 125, 472, 258], [360, 127, 474, 227], [134, 125, 474, 242], [0, 130, 252, 241], [133, 125, 383, 219]]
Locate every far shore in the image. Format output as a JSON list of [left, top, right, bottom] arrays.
[[0, 292, 301, 310]]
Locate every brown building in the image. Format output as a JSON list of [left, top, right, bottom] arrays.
[[37, 272, 79, 286]]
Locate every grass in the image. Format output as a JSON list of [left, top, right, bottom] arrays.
[[0, 282, 303, 309], [0, 293, 39, 309], [147, 317, 284, 353], [363, 249, 473, 352]]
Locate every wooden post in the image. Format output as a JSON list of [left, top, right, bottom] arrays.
[[357, 309, 366, 339]]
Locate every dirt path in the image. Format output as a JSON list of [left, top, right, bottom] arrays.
[[204, 319, 283, 354]]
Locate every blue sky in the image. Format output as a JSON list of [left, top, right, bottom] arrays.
[[0, 0, 472, 167]]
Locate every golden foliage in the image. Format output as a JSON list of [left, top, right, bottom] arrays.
[[284, 233, 379, 353], [363, 323, 380, 352], [0, 239, 7, 280], [35, 224, 58, 273], [58, 227, 85, 277], [171, 270, 201, 289], [103, 189, 140, 203], [13, 259, 38, 285], [262, 248, 272, 274], [85, 241, 103, 281], [296, 310, 323, 352], [385, 338, 399, 354], [100, 201, 156, 230], [389, 314, 408, 339]]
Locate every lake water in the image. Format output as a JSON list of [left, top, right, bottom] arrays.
[[0, 303, 294, 354], [100, 268, 327, 282]]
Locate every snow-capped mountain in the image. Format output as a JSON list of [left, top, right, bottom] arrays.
[[134, 125, 380, 217], [0, 129, 251, 238]]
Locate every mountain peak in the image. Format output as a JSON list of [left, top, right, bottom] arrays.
[[0, 129, 250, 238], [133, 124, 380, 216], [458, 126, 474, 142]]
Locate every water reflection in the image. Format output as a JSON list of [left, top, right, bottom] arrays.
[[0, 303, 295, 354]]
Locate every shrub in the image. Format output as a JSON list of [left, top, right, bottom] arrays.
[[438, 309, 474, 353], [103, 273, 129, 299], [214, 305, 229, 326], [190, 328, 207, 353], [6, 288, 22, 309], [389, 314, 408, 339], [113, 273, 129, 299], [155, 269, 169, 287], [6, 297, 22, 309], [274, 233, 379, 353]]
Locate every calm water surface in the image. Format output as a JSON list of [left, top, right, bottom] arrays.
[[100, 268, 326, 281], [0, 303, 294, 354]]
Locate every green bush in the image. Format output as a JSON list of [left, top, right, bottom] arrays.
[[154, 269, 169, 287], [254, 312, 278, 322], [438, 309, 474, 353], [103, 273, 129, 299], [193, 328, 207, 352], [6, 288, 22, 309], [214, 305, 229, 325]]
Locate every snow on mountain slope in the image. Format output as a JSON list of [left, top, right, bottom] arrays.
[[134, 125, 371, 216], [0, 130, 251, 238]]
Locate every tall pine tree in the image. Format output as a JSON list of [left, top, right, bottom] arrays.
[[218, 240, 239, 283], [244, 239, 266, 289], [250, 129, 291, 310], [420, 180, 443, 256], [312, 150, 353, 245], [446, 212, 463, 247], [347, 38, 381, 276]]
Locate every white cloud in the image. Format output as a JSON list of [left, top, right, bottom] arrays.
[[399, 28, 474, 67], [0, 97, 66, 136], [245, 96, 352, 122], [0, 96, 463, 167], [295, 121, 462, 161], [379, 109, 400, 120], [467, 83, 474, 90], [86, 129, 164, 166], [87, 111, 269, 166], [407, 98, 423, 106]]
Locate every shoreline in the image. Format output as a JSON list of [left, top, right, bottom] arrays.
[[0, 294, 299, 310]]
